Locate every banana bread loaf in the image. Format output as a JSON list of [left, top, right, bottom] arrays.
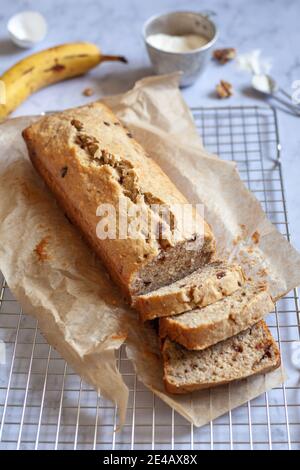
[[22, 103, 215, 298]]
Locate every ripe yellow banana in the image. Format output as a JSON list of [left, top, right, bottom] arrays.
[[0, 42, 127, 121]]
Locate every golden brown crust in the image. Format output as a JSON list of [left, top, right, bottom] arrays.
[[22, 102, 215, 298]]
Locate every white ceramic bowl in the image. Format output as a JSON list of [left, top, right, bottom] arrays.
[[7, 11, 47, 48]]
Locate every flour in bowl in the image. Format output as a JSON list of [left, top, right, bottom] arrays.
[[146, 33, 209, 53]]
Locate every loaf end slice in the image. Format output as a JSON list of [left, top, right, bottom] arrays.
[[159, 282, 274, 350], [162, 320, 281, 394], [134, 260, 245, 321]]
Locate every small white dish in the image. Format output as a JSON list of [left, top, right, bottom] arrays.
[[7, 11, 47, 48]]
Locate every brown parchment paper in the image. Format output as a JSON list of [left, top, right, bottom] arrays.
[[0, 74, 299, 428]]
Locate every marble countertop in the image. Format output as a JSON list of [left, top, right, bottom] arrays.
[[0, 0, 299, 250]]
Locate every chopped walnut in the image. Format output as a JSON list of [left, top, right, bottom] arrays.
[[216, 271, 226, 279], [251, 231, 260, 244], [213, 48, 237, 64], [216, 80, 233, 98], [75, 134, 98, 147], [233, 344, 243, 353], [82, 87, 94, 97], [71, 119, 83, 131], [257, 268, 268, 278], [86, 143, 99, 156], [255, 342, 273, 361], [101, 150, 118, 166], [75, 133, 99, 156]]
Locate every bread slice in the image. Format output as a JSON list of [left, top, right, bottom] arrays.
[[22, 102, 215, 299], [134, 260, 245, 321], [162, 320, 280, 394], [159, 283, 274, 350]]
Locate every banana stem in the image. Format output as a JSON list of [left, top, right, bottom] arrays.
[[100, 54, 128, 64]]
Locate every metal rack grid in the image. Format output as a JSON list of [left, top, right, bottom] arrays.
[[0, 105, 299, 450]]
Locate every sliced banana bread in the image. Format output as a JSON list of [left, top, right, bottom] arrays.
[[159, 283, 274, 350], [134, 260, 245, 321], [162, 320, 280, 394]]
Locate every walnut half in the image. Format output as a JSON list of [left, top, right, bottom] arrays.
[[216, 80, 233, 99], [213, 48, 236, 64], [82, 87, 94, 97]]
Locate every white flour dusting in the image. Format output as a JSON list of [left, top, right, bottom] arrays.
[[237, 49, 272, 75]]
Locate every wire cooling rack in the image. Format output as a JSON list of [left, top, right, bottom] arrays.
[[0, 105, 299, 450]]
